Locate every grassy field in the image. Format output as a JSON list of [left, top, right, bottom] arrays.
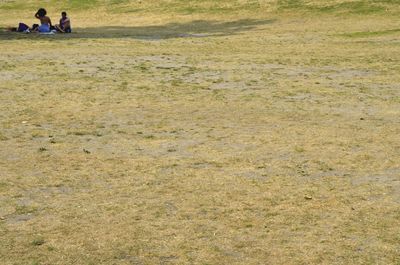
[[1, 1, 400, 264]]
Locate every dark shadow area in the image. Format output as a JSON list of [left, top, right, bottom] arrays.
[[0, 18, 276, 41]]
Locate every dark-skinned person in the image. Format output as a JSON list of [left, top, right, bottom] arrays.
[[55, 11, 72, 33]]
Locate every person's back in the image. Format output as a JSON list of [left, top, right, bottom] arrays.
[[40, 16, 51, 26], [35, 8, 52, 32]]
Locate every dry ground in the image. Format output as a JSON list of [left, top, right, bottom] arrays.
[[0, 1, 400, 264]]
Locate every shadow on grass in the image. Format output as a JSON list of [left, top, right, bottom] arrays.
[[0, 18, 276, 41]]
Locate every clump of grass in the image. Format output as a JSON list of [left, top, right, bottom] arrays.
[[0, 133, 8, 141], [136, 63, 150, 72], [47, 246, 55, 251], [68, 130, 100, 136], [15, 205, 37, 215], [294, 146, 305, 153], [118, 81, 129, 91], [31, 237, 45, 246], [31, 131, 46, 139], [0, 181, 7, 192]]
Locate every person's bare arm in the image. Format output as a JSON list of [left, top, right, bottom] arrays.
[[55, 24, 65, 33], [64, 19, 70, 29]]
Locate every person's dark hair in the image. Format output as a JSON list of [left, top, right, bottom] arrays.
[[37, 8, 47, 18], [62, 11, 67, 16]]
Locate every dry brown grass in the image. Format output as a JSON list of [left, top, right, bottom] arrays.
[[0, 1, 400, 264]]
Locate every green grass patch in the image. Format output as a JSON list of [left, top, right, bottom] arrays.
[[64, 0, 98, 9], [316, 2, 385, 14], [340, 28, 400, 38], [31, 237, 45, 246], [1, 0, 399, 16], [0, 133, 8, 141], [15, 205, 38, 215], [277, 0, 398, 15], [0, 2, 31, 10]]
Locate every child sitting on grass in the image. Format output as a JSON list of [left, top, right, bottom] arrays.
[[55, 11, 72, 33]]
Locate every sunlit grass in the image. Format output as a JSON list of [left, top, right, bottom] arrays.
[[0, 1, 400, 265]]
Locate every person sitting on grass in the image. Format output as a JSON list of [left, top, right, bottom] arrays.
[[34, 8, 52, 33], [7, 22, 30, 33], [55, 11, 72, 33]]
